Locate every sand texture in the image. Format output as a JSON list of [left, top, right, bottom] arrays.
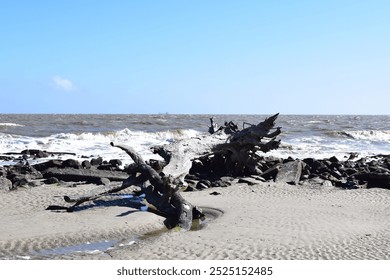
[[1, 180, 390, 260]]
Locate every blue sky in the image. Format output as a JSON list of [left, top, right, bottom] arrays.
[[0, 0, 389, 114]]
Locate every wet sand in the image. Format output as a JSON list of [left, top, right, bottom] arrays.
[[1, 181, 390, 260]]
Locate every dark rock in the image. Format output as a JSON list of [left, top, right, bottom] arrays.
[[209, 191, 221, 195], [8, 165, 42, 180], [97, 164, 113, 171], [90, 157, 103, 166], [305, 159, 326, 173], [82, 160, 92, 169], [44, 177, 60, 184], [283, 157, 295, 163], [329, 156, 339, 163], [354, 172, 390, 189], [303, 158, 315, 165], [22, 149, 49, 158], [0, 155, 14, 161], [33, 160, 63, 172], [62, 159, 81, 169], [275, 160, 304, 185], [109, 159, 122, 167]]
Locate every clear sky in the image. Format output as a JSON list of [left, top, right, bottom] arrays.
[[0, 0, 389, 114]]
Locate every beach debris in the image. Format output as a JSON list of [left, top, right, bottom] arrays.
[[275, 160, 305, 185]]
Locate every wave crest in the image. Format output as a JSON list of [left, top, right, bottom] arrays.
[[326, 130, 390, 142]]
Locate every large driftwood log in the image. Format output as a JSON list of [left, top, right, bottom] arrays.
[[53, 114, 282, 230]]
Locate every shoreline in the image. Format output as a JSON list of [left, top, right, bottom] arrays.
[[1, 179, 389, 260]]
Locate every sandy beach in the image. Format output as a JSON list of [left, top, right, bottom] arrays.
[[1, 180, 389, 260]]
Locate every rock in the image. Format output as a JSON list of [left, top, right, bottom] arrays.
[[62, 159, 81, 169], [354, 172, 390, 189], [90, 157, 103, 166], [82, 160, 92, 169], [303, 158, 315, 165], [109, 159, 122, 167], [8, 165, 42, 180], [22, 149, 49, 158], [97, 164, 113, 171], [33, 160, 63, 172], [209, 191, 221, 195], [329, 156, 339, 163], [0, 177, 13, 191], [275, 160, 304, 185]]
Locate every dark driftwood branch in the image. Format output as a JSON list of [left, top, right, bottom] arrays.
[[62, 174, 146, 211], [111, 142, 197, 230]]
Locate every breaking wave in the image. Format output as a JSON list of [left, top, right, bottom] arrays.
[[326, 130, 390, 142], [0, 128, 203, 166], [0, 123, 24, 127]]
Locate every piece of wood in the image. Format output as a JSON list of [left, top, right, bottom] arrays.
[[43, 167, 129, 183]]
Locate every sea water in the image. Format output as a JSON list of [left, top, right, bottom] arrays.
[[1, 114, 389, 166]]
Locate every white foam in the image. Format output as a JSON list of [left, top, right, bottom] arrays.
[[0, 129, 203, 166], [346, 130, 390, 142], [0, 123, 24, 127]]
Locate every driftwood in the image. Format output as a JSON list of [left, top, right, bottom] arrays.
[[43, 167, 129, 183], [52, 114, 282, 230]]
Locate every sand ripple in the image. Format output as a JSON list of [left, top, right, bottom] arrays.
[[1, 181, 390, 260]]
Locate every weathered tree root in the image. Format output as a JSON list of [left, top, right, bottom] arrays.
[[49, 114, 281, 230]]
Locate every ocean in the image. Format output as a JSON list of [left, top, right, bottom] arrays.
[[0, 114, 389, 166]]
